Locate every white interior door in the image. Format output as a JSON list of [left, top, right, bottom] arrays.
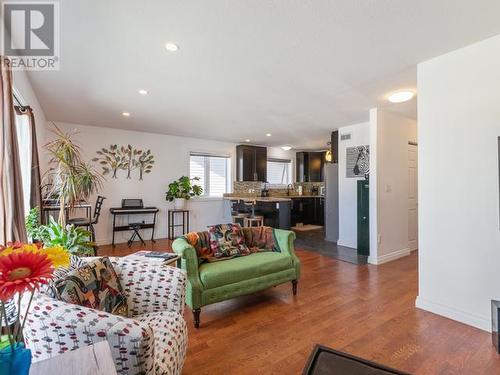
[[408, 144, 418, 251]]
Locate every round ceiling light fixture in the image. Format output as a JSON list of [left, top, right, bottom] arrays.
[[138, 89, 148, 95], [388, 90, 415, 103], [122, 112, 131, 117], [245, 139, 251, 143], [165, 42, 179, 52], [266, 133, 272, 137], [281, 145, 292, 151]]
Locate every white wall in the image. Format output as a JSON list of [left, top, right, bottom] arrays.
[[45, 122, 238, 245], [337, 121, 370, 248], [370, 109, 417, 264], [416, 34, 500, 331]]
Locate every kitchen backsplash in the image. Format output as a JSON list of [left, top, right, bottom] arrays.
[[230, 181, 325, 197]]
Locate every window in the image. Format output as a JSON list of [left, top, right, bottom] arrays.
[[189, 153, 231, 197], [267, 158, 292, 185], [15, 109, 32, 217]]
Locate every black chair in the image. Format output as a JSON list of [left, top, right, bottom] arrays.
[[68, 196, 106, 254]]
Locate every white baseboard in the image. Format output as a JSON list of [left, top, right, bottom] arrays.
[[415, 296, 490, 332], [368, 247, 411, 265], [336, 239, 356, 249]]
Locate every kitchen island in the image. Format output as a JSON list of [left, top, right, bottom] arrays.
[[223, 196, 291, 229]]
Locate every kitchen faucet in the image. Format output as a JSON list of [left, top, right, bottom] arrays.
[[287, 183, 294, 196]]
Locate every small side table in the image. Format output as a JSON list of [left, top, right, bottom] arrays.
[[168, 209, 190, 240]]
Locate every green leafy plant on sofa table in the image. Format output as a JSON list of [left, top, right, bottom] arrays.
[[166, 176, 203, 209]]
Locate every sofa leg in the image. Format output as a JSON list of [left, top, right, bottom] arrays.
[[193, 309, 201, 328], [292, 280, 298, 296]]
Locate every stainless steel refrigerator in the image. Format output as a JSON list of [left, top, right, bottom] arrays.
[[324, 163, 339, 243]]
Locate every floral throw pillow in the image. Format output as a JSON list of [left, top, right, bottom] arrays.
[[54, 257, 128, 317], [242, 226, 281, 253], [208, 223, 250, 261], [184, 231, 212, 264]]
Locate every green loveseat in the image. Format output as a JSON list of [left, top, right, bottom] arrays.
[[172, 228, 301, 328]]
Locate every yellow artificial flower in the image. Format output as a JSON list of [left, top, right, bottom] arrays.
[[0, 242, 70, 268], [40, 246, 70, 268]]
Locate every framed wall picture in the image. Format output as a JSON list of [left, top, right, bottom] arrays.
[[346, 145, 370, 178]]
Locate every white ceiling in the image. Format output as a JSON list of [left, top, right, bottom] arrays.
[[20, 0, 500, 149]]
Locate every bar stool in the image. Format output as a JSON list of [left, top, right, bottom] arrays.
[[241, 199, 264, 227], [232, 212, 250, 226], [244, 216, 264, 227]]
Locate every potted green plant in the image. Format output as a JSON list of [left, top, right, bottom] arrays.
[[38, 217, 94, 256], [166, 176, 203, 209], [25, 208, 43, 244], [44, 124, 103, 226], [25, 209, 94, 256]]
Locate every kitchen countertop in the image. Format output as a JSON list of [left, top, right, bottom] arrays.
[[223, 196, 292, 202], [223, 195, 324, 202]]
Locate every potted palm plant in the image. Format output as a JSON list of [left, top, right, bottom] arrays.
[[166, 176, 203, 209], [44, 124, 103, 226]]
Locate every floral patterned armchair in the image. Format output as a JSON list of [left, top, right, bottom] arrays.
[[21, 257, 188, 375]]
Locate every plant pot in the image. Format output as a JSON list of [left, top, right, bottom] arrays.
[[0, 343, 32, 375], [174, 198, 186, 210]]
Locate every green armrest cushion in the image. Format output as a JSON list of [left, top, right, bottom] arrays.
[[172, 238, 202, 285]]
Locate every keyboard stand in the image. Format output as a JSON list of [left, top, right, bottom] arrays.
[[127, 223, 146, 247], [109, 207, 159, 246]]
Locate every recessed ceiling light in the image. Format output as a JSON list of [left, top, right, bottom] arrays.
[[388, 90, 415, 103], [245, 139, 251, 143], [138, 89, 148, 95], [165, 42, 179, 52], [122, 112, 131, 117], [266, 133, 272, 137], [281, 146, 292, 151]]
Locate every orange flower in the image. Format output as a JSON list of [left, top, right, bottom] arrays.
[[0, 251, 54, 302]]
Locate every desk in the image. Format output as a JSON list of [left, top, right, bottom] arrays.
[[42, 202, 92, 224], [30, 341, 117, 375], [109, 207, 159, 245]]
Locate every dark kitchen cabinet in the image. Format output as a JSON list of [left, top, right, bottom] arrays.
[[290, 197, 324, 226], [316, 196, 325, 226], [296, 152, 325, 182], [236, 145, 267, 181]]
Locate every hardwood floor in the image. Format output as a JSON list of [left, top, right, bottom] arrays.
[[98, 240, 500, 374]]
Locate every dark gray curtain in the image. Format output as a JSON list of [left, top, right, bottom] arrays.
[[0, 56, 26, 243]]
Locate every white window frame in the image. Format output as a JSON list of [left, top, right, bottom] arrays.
[[189, 152, 231, 197], [267, 158, 292, 186]]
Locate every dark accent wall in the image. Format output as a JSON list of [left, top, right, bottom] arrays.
[[331, 131, 339, 164]]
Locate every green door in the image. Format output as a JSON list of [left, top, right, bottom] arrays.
[[357, 180, 369, 256]]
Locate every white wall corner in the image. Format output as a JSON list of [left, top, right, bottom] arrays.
[[368, 108, 378, 261], [415, 296, 491, 332]]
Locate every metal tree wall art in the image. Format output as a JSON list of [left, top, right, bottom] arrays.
[[94, 144, 124, 178], [122, 145, 137, 179], [93, 144, 155, 180], [135, 149, 155, 180]]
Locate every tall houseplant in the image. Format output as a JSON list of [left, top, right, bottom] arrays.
[[166, 176, 203, 209], [44, 125, 103, 226]]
